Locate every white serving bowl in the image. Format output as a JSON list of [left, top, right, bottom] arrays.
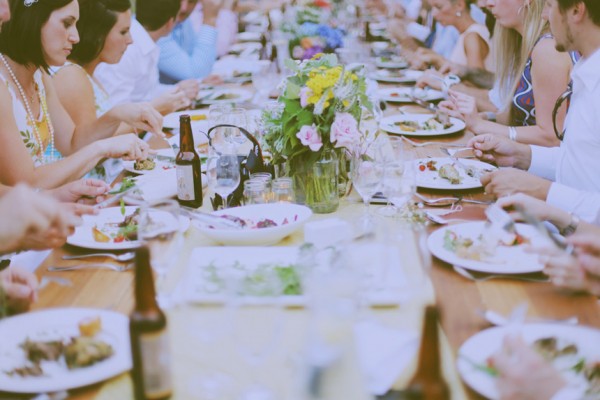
[[194, 203, 312, 246]]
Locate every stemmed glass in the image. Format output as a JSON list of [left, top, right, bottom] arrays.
[[207, 145, 240, 209], [390, 155, 417, 212], [350, 154, 383, 230], [221, 107, 248, 147], [378, 136, 404, 217]]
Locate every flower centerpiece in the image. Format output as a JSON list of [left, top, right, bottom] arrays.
[[263, 54, 373, 213], [287, 22, 344, 60]]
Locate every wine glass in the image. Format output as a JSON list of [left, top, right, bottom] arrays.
[[221, 107, 248, 147], [208, 147, 240, 209], [350, 155, 383, 230], [137, 199, 183, 289], [378, 137, 404, 217], [390, 155, 417, 212]]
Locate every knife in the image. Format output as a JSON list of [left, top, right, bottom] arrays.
[[94, 185, 139, 209], [514, 205, 574, 254], [179, 207, 243, 229], [409, 96, 438, 112]]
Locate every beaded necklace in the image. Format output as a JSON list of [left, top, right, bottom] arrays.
[[0, 54, 55, 163]]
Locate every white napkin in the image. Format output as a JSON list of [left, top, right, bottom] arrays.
[[12, 250, 52, 273], [354, 321, 419, 395]]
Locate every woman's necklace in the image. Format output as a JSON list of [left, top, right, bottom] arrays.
[[0, 54, 55, 164]]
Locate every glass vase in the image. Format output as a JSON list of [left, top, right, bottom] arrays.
[[293, 150, 339, 214]]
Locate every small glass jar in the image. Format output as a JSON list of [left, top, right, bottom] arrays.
[[271, 177, 295, 203], [243, 179, 271, 205]]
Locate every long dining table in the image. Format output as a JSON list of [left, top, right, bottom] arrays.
[[8, 84, 600, 400]]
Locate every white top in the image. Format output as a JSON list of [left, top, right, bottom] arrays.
[[94, 18, 173, 106], [448, 23, 493, 71], [528, 47, 600, 223]]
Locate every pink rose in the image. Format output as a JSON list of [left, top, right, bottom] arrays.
[[300, 87, 311, 108], [296, 124, 323, 152], [330, 112, 360, 149]]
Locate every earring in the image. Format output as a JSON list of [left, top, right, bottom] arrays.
[[455, 10, 462, 16]]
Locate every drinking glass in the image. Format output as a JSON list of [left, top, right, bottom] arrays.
[[350, 155, 383, 228], [138, 199, 182, 281], [221, 107, 248, 147], [378, 137, 404, 217], [207, 147, 240, 209], [390, 155, 416, 211], [271, 178, 295, 203], [208, 103, 233, 129], [243, 179, 270, 205]]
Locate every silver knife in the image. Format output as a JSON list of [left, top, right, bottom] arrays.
[[179, 207, 243, 229], [94, 185, 138, 209], [409, 96, 438, 112]]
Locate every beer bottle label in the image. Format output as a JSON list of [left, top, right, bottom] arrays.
[[176, 165, 196, 201], [140, 330, 172, 399]]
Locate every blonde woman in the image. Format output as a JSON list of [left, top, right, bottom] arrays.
[[442, 0, 575, 146]]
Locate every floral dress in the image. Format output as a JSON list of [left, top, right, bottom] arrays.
[[0, 69, 52, 166]]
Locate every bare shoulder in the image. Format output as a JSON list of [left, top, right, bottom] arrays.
[[531, 37, 571, 67]]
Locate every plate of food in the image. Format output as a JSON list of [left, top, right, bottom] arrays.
[[163, 109, 209, 130], [184, 243, 409, 306], [0, 308, 131, 393], [413, 157, 495, 189], [377, 87, 445, 103], [122, 149, 176, 175], [195, 88, 253, 106], [427, 221, 545, 274], [193, 203, 312, 246], [374, 55, 409, 69], [381, 113, 465, 136], [371, 69, 423, 84], [457, 323, 600, 399]]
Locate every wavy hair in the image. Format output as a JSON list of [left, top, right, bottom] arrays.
[[493, 0, 548, 112]]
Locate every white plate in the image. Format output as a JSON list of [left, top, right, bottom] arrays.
[[457, 323, 600, 399], [193, 203, 312, 246], [377, 87, 445, 103], [413, 157, 495, 189], [67, 206, 190, 250], [371, 69, 423, 84], [196, 88, 253, 106], [184, 245, 409, 306], [163, 109, 209, 130], [237, 31, 262, 42], [0, 308, 131, 394], [381, 114, 465, 136], [122, 153, 175, 175], [427, 222, 544, 274], [374, 56, 409, 69]]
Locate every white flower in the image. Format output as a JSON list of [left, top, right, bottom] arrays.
[[330, 112, 360, 149], [296, 124, 323, 151]]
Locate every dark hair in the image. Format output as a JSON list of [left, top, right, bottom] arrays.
[[69, 0, 130, 65], [0, 0, 74, 71], [136, 0, 179, 31], [557, 0, 600, 26]]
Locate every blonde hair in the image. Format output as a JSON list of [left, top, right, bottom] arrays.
[[493, 0, 548, 112]]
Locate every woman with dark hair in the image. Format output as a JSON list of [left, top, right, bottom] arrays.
[[52, 0, 163, 180], [0, 0, 155, 188]]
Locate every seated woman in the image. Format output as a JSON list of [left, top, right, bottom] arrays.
[[440, 0, 575, 147], [410, 0, 493, 71], [52, 0, 163, 181], [0, 0, 152, 188]]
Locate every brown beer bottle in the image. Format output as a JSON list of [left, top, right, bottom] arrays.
[[259, 33, 269, 60], [406, 305, 450, 400], [175, 115, 203, 208], [270, 43, 281, 74], [130, 246, 173, 400]]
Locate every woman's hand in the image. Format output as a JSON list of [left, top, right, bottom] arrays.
[[47, 178, 110, 204], [0, 266, 39, 314], [99, 133, 150, 161], [447, 89, 482, 131], [415, 69, 445, 90], [113, 102, 163, 137], [151, 89, 191, 115]]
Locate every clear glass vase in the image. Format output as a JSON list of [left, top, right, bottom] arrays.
[[293, 150, 339, 214]]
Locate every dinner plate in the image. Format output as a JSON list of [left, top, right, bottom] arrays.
[[457, 323, 600, 399], [183, 244, 410, 306], [381, 113, 465, 136], [163, 109, 209, 130], [371, 69, 423, 84], [193, 203, 312, 246], [0, 308, 131, 394], [427, 222, 545, 274], [413, 157, 495, 190], [67, 206, 190, 250], [377, 87, 445, 103], [374, 56, 409, 69], [228, 42, 261, 56], [195, 88, 253, 106]]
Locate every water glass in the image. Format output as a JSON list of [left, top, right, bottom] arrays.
[[208, 150, 241, 209], [271, 178, 295, 203], [221, 108, 248, 146], [208, 103, 233, 129], [138, 199, 182, 279]]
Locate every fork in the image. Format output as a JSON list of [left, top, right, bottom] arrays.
[[47, 263, 134, 272], [62, 252, 135, 262], [453, 265, 550, 283], [440, 147, 480, 178]]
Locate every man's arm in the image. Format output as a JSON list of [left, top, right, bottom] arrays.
[[547, 183, 600, 223]]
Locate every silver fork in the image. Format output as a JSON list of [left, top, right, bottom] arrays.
[[440, 147, 480, 178], [400, 136, 467, 148], [47, 263, 134, 272], [62, 252, 135, 262], [453, 265, 550, 283]]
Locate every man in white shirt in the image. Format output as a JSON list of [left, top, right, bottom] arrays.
[[468, 0, 600, 223], [94, 0, 199, 115]]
